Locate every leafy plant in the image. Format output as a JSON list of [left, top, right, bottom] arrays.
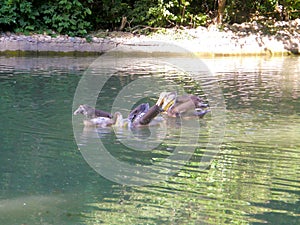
[[148, 0, 207, 27], [0, 0, 41, 32], [0, 0, 299, 35], [41, 0, 92, 36], [0, 0, 18, 30]]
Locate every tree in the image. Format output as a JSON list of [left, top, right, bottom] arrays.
[[215, 0, 226, 24]]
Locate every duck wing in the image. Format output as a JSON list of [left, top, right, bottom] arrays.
[[128, 103, 150, 122], [88, 117, 113, 127]]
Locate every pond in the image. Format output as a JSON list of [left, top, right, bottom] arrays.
[[0, 53, 299, 225]]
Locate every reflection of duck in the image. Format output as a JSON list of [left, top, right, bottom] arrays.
[[128, 92, 177, 128], [166, 94, 210, 118], [83, 112, 124, 128], [73, 104, 112, 119]]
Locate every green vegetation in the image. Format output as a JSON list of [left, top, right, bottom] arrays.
[[0, 0, 299, 36]]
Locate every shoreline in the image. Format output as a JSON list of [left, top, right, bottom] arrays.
[[1, 20, 299, 56]]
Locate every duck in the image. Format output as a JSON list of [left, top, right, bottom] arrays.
[[128, 103, 150, 123], [165, 94, 210, 118], [73, 104, 112, 119], [128, 92, 177, 127], [127, 102, 164, 128], [83, 112, 125, 128], [74, 92, 176, 128]]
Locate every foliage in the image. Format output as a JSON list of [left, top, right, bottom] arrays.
[[0, 0, 40, 33], [89, 0, 131, 30], [225, 0, 299, 23], [147, 0, 208, 28], [129, 0, 157, 27], [40, 0, 92, 36], [0, 0, 299, 35], [0, 0, 92, 36], [285, 0, 300, 19]]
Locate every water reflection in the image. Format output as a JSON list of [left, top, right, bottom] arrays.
[[75, 115, 209, 186], [0, 55, 299, 224]]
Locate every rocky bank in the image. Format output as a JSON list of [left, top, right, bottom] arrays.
[[0, 19, 299, 56]]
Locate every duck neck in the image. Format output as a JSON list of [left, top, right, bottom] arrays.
[[138, 105, 161, 125], [112, 112, 122, 125]]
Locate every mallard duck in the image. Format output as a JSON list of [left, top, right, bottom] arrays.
[[166, 94, 210, 118], [128, 102, 163, 127], [83, 112, 124, 128], [73, 104, 112, 119], [74, 92, 176, 128], [129, 92, 177, 127]]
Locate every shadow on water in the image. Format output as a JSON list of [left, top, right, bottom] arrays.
[[0, 55, 299, 224]]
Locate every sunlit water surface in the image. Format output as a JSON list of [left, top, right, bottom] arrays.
[[0, 55, 299, 224]]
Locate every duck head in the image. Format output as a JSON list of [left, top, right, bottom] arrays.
[[73, 104, 87, 115], [73, 104, 112, 118]]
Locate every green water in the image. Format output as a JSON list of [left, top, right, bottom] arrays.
[[0, 55, 299, 225]]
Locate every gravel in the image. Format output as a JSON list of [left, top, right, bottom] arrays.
[[0, 19, 299, 56]]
